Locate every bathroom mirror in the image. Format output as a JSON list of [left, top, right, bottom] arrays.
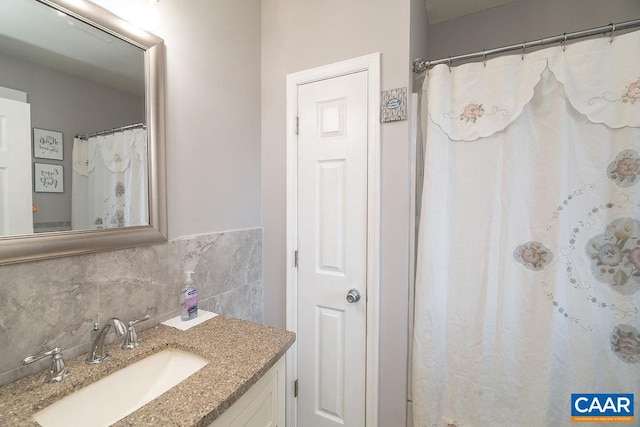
[[0, 0, 167, 264]]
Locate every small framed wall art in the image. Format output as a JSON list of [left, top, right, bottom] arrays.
[[381, 87, 408, 123], [34, 163, 64, 193], [33, 128, 63, 160]]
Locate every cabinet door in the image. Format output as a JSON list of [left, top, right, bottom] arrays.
[[229, 368, 279, 427], [209, 357, 285, 427]]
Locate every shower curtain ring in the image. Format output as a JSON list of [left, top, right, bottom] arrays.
[[448, 57, 452, 73], [521, 42, 526, 61], [426, 61, 430, 76], [609, 23, 616, 44], [483, 50, 487, 67], [561, 33, 567, 52]]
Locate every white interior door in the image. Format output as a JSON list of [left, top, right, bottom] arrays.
[[0, 96, 33, 235], [296, 70, 368, 427]]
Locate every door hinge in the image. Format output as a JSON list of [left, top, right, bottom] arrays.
[[294, 250, 298, 268], [294, 116, 299, 135], [294, 379, 299, 398]]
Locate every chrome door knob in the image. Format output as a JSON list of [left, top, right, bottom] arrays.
[[346, 289, 361, 303]]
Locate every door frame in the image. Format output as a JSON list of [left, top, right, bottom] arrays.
[[285, 53, 381, 427]]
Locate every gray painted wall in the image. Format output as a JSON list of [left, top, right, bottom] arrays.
[[0, 53, 144, 231], [155, 0, 262, 238], [428, 0, 640, 60]]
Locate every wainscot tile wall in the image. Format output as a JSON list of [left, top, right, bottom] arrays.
[[0, 227, 262, 387]]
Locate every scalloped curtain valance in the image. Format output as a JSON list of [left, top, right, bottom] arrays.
[[425, 30, 640, 142], [413, 30, 640, 427]]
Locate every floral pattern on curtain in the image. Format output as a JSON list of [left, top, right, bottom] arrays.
[[413, 30, 640, 427]]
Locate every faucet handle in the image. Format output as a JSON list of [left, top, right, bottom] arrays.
[[122, 314, 150, 350], [22, 347, 69, 383], [128, 313, 150, 328]]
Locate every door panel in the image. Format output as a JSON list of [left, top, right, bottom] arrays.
[[297, 71, 368, 427], [317, 159, 346, 274], [316, 305, 345, 421]]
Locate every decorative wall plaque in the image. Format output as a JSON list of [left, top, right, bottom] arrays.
[[381, 87, 407, 122]]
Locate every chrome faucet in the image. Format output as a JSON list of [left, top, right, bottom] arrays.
[[85, 318, 126, 365]]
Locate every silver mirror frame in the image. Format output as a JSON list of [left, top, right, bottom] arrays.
[[0, 0, 167, 265]]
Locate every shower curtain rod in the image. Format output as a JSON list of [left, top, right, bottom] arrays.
[[76, 122, 145, 140], [412, 18, 640, 73]]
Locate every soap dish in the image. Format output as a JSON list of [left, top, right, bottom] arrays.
[[161, 310, 218, 331]]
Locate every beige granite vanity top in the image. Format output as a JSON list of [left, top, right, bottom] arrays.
[[0, 315, 295, 426]]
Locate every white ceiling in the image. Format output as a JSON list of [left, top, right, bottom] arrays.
[[426, 0, 520, 24]]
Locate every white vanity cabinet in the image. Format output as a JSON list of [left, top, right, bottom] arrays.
[[208, 357, 286, 427]]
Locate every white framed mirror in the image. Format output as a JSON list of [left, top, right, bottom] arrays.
[[0, 0, 167, 264]]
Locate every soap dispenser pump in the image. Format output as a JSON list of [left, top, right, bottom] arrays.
[[181, 270, 198, 321]]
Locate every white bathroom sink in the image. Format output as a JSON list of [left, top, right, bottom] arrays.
[[33, 349, 208, 427]]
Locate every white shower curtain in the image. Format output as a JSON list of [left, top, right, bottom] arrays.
[[413, 30, 640, 426], [71, 128, 148, 230]]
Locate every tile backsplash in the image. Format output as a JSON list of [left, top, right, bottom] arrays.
[[0, 228, 262, 387]]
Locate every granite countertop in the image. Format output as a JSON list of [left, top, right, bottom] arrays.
[[0, 315, 295, 426]]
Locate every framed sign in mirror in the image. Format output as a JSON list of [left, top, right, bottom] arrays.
[[33, 128, 63, 160], [34, 163, 64, 193]]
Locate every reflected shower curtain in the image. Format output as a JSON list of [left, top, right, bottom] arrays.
[[71, 127, 148, 229], [413, 30, 640, 426]]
